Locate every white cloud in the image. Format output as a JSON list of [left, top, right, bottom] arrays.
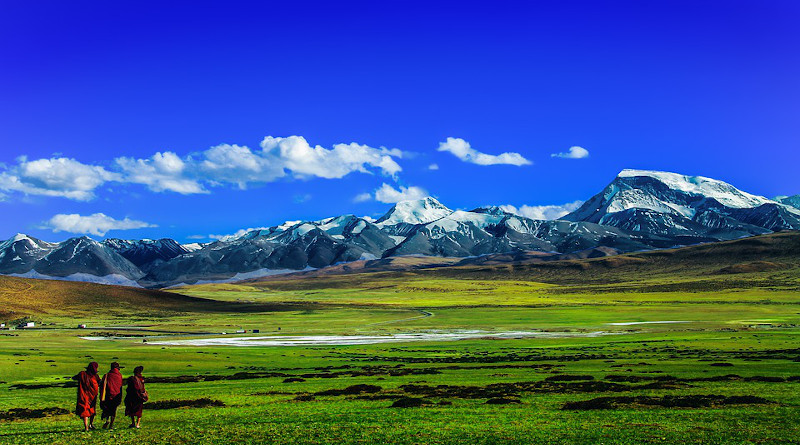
[[437, 137, 531, 166], [44, 213, 156, 236], [428, 163, 439, 170], [353, 192, 372, 203], [500, 201, 584, 220], [199, 143, 284, 188], [373, 183, 429, 203], [551, 146, 589, 159], [0, 136, 406, 201], [260, 136, 402, 179], [210, 226, 281, 241], [0, 157, 118, 201], [115, 151, 207, 194]]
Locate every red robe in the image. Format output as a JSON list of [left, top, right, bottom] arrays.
[[100, 368, 124, 418], [73, 370, 100, 418], [124, 375, 147, 417]]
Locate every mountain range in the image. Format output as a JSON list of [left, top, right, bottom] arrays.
[[2, 169, 798, 288]]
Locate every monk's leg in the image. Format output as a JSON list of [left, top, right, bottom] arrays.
[[129, 415, 136, 427], [82, 416, 89, 432], [88, 414, 95, 429], [108, 415, 115, 429], [135, 415, 141, 428]]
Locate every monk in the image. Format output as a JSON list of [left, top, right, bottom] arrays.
[[72, 362, 100, 432], [124, 365, 147, 428], [100, 362, 124, 429]]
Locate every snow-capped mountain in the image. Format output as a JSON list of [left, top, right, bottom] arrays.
[[2, 169, 798, 287], [0, 234, 57, 274], [138, 215, 397, 286], [564, 169, 800, 238], [384, 206, 673, 258], [0, 235, 145, 284], [35, 236, 144, 280], [103, 238, 190, 270], [375, 197, 454, 235], [181, 242, 205, 252], [775, 195, 800, 210]]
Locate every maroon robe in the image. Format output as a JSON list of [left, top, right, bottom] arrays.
[[124, 374, 146, 417], [100, 368, 124, 419]]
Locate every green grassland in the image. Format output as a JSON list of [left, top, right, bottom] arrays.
[[1, 232, 799, 444]]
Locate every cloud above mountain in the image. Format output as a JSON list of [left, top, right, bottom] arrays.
[[0, 157, 119, 201], [437, 137, 531, 166], [500, 201, 584, 220], [43, 213, 156, 236], [0, 136, 405, 199], [551, 146, 589, 159], [366, 183, 430, 203]]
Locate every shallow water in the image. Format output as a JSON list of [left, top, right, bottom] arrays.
[[138, 330, 619, 347], [605, 320, 690, 326]]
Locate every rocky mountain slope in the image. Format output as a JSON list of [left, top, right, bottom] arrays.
[[564, 170, 800, 238]]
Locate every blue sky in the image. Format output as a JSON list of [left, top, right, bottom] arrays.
[[1, 1, 799, 242]]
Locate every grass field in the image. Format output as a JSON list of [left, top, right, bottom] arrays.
[[1, 233, 799, 444]]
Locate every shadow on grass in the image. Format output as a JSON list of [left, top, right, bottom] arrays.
[[0, 429, 77, 437]]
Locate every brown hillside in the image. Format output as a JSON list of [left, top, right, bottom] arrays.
[[0, 275, 300, 319]]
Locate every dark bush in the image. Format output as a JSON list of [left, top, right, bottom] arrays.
[[145, 398, 225, 410], [390, 397, 430, 408]]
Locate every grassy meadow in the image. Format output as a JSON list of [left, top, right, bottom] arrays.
[[1, 232, 799, 444]]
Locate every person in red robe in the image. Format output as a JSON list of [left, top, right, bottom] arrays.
[[124, 365, 147, 428], [72, 361, 100, 431], [100, 362, 124, 429]]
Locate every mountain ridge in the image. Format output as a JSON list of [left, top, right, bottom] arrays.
[[2, 169, 798, 287]]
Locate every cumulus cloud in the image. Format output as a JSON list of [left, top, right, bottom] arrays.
[[437, 137, 531, 166], [499, 201, 584, 220], [0, 157, 119, 201], [199, 143, 284, 188], [0, 136, 406, 200], [44, 213, 156, 236], [260, 136, 402, 179], [115, 151, 207, 194], [428, 163, 439, 170], [373, 183, 429, 203], [551, 146, 589, 159]]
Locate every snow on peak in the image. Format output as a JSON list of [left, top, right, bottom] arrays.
[[0, 234, 29, 251], [11, 233, 32, 243], [182, 242, 204, 252], [617, 169, 773, 209], [376, 197, 453, 226], [315, 215, 357, 236], [423, 210, 506, 239]]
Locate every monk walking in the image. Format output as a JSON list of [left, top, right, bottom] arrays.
[[100, 362, 124, 429], [72, 362, 100, 432], [124, 365, 147, 428]]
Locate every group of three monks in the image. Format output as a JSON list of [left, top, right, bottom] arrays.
[[73, 362, 148, 431]]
